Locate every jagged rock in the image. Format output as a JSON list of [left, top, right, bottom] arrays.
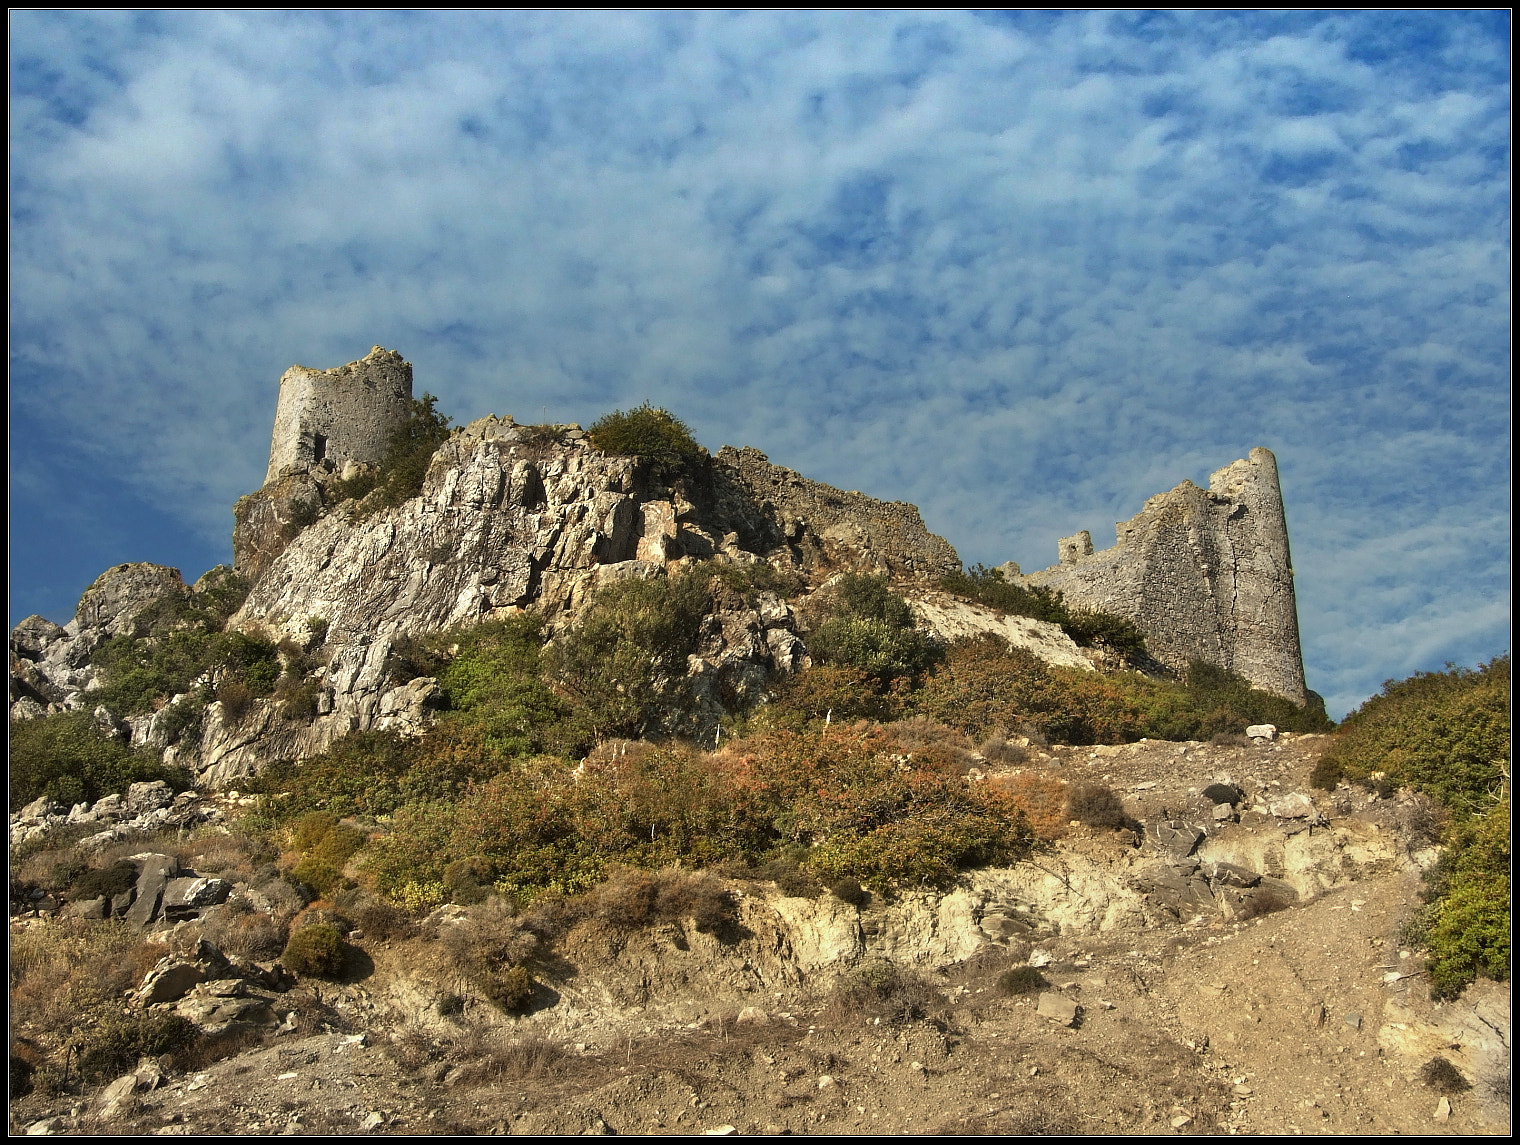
[[1269, 793, 1317, 820], [9, 615, 67, 659], [138, 961, 208, 1006], [73, 563, 192, 639], [1036, 992, 1079, 1026], [123, 853, 180, 928], [161, 877, 233, 918], [1208, 862, 1261, 888], [125, 780, 175, 816], [1151, 820, 1205, 860], [19, 796, 58, 820]]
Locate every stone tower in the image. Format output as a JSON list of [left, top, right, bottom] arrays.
[[264, 346, 414, 485], [1021, 447, 1307, 703]]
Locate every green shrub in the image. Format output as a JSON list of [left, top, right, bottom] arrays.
[[9, 712, 190, 811], [808, 574, 943, 688], [1319, 659, 1508, 999], [73, 1013, 197, 1083], [544, 570, 714, 739], [372, 393, 452, 509], [281, 923, 347, 977], [1314, 658, 1507, 813], [67, 861, 140, 902], [937, 565, 1146, 657], [937, 565, 1068, 625], [587, 402, 704, 477], [829, 877, 868, 907], [281, 498, 320, 540]]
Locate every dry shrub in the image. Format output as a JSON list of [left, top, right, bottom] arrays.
[[217, 679, 255, 725], [440, 897, 542, 1012], [201, 901, 287, 961], [1419, 1056, 1472, 1094], [1065, 781, 1127, 829], [978, 732, 1028, 767], [447, 1031, 571, 1085], [984, 773, 1070, 842], [884, 716, 980, 772], [751, 856, 822, 899], [997, 965, 1049, 996], [335, 888, 416, 941], [825, 961, 943, 1025], [178, 830, 276, 881], [1234, 886, 1294, 920], [590, 868, 736, 934]]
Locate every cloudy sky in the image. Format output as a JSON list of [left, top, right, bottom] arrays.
[[10, 11, 1510, 717]]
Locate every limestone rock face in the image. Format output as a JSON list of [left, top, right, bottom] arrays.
[[232, 471, 327, 583], [1022, 448, 1306, 703], [72, 563, 191, 640]]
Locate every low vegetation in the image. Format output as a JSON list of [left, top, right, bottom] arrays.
[[9, 713, 189, 812]]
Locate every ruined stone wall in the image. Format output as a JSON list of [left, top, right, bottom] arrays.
[[1022, 448, 1306, 703], [714, 446, 961, 582], [264, 346, 414, 485]]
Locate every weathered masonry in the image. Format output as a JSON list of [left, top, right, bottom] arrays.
[[264, 346, 413, 484], [1020, 448, 1307, 704]]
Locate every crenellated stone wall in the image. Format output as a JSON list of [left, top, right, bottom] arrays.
[[1021, 447, 1306, 703]]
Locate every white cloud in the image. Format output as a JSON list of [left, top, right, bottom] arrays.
[[10, 11, 1509, 712]]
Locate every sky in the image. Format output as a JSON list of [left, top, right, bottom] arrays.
[[9, 11, 1510, 719]]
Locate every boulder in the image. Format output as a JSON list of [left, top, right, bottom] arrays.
[[1036, 992, 1079, 1026]]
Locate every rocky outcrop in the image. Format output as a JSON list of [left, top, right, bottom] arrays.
[[1021, 448, 1306, 703], [9, 563, 197, 716], [714, 446, 961, 582]]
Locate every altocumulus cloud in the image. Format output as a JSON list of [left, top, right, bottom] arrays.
[[9, 10, 1509, 717]]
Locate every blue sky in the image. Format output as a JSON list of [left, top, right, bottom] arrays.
[[9, 11, 1510, 718]]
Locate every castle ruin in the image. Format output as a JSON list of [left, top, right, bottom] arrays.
[[264, 346, 414, 484], [1020, 447, 1307, 704]]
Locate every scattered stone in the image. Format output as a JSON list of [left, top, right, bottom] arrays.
[[817, 1075, 836, 1089], [1343, 1012, 1362, 1031], [1434, 1096, 1451, 1123], [1268, 793, 1316, 820], [1036, 992, 1079, 1026], [1245, 724, 1278, 741], [735, 1007, 770, 1026]]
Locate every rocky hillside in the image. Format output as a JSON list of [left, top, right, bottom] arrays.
[[11, 410, 1092, 785], [9, 735, 1508, 1135]]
